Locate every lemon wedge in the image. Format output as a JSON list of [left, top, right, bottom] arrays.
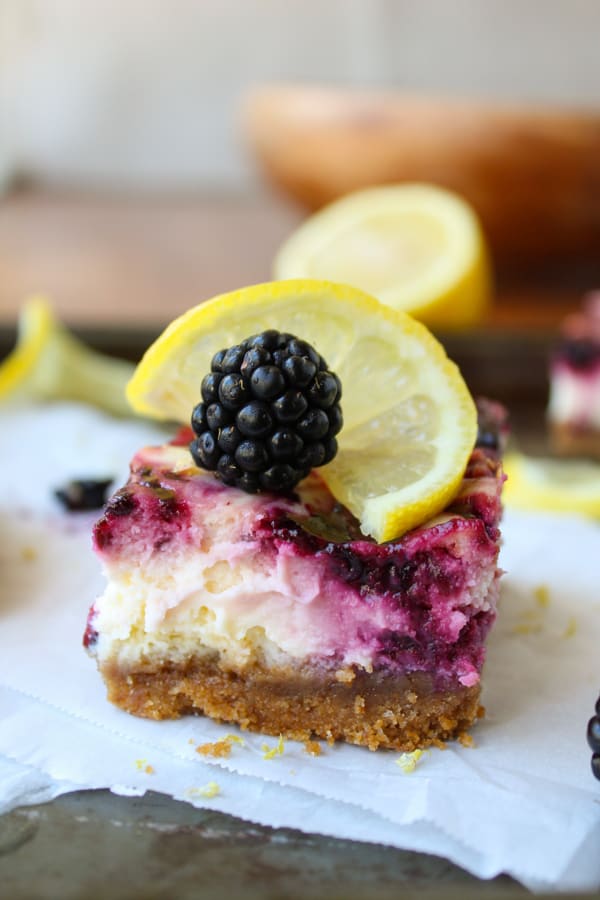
[[127, 280, 476, 542], [273, 184, 491, 330], [503, 453, 600, 519], [0, 296, 135, 417]]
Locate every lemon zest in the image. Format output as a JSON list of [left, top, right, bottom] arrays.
[[395, 750, 425, 774], [534, 585, 550, 608], [186, 782, 221, 799], [261, 735, 285, 760]]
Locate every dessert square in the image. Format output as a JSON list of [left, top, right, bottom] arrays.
[[84, 402, 506, 751], [548, 292, 600, 459]]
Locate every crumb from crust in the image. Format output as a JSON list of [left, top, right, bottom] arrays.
[[459, 732, 475, 748], [196, 733, 245, 757], [303, 740, 322, 756], [477, 705, 486, 719], [335, 668, 356, 683], [197, 739, 232, 758], [439, 715, 457, 731], [144, 765, 155, 774], [563, 617, 577, 638], [534, 585, 550, 608], [353, 695, 366, 716], [135, 758, 153, 772]]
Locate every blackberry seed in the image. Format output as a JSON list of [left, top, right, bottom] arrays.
[[309, 371, 339, 409], [191, 402, 208, 433], [247, 330, 279, 351], [237, 401, 273, 438], [288, 338, 320, 366], [276, 332, 294, 347], [201, 372, 223, 404], [251, 365, 286, 401], [235, 439, 269, 472], [260, 464, 298, 492], [268, 429, 304, 461], [191, 433, 219, 469], [322, 437, 338, 464], [273, 390, 308, 423], [211, 349, 227, 373], [299, 441, 326, 470], [218, 424, 242, 454], [297, 408, 330, 441], [328, 405, 344, 436], [237, 472, 260, 493], [206, 402, 231, 431], [219, 373, 249, 409], [283, 355, 317, 387], [217, 454, 241, 483], [240, 347, 270, 379], [222, 344, 248, 373]]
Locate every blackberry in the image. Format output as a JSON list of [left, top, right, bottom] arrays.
[[54, 478, 113, 512], [587, 691, 600, 782], [190, 331, 342, 492]]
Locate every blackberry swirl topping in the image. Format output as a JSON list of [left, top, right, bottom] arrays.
[[190, 330, 342, 493]]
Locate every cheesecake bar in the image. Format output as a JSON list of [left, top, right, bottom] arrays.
[[548, 292, 600, 459], [84, 402, 505, 752]]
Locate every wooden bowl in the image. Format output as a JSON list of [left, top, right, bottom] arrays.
[[242, 86, 600, 263]]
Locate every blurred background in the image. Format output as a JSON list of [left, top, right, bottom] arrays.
[[0, 0, 599, 330]]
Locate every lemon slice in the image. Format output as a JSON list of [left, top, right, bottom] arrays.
[[504, 453, 600, 519], [0, 296, 135, 417], [128, 280, 476, 542], [273, 184, 491, 330]]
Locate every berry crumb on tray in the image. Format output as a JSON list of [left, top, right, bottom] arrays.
[[84, 280, 506, 751]]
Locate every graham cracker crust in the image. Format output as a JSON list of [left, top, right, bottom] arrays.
[[551, 422, 600, 459], [101, 656, 481, 751]]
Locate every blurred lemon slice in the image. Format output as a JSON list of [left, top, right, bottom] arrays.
[[504, 453, 600, 519], [127, 279, 476, 542], [0, 296, 135, 417], [273, 184, 491, 329]]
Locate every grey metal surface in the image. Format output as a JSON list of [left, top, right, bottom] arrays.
[[0, 790, 535, 900]]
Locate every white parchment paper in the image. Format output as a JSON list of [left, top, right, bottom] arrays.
[[1, 403, 599, 892]]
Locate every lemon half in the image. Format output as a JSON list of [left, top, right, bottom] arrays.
[[273, 184, 491, 329], [127, 280, 477, 542]]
